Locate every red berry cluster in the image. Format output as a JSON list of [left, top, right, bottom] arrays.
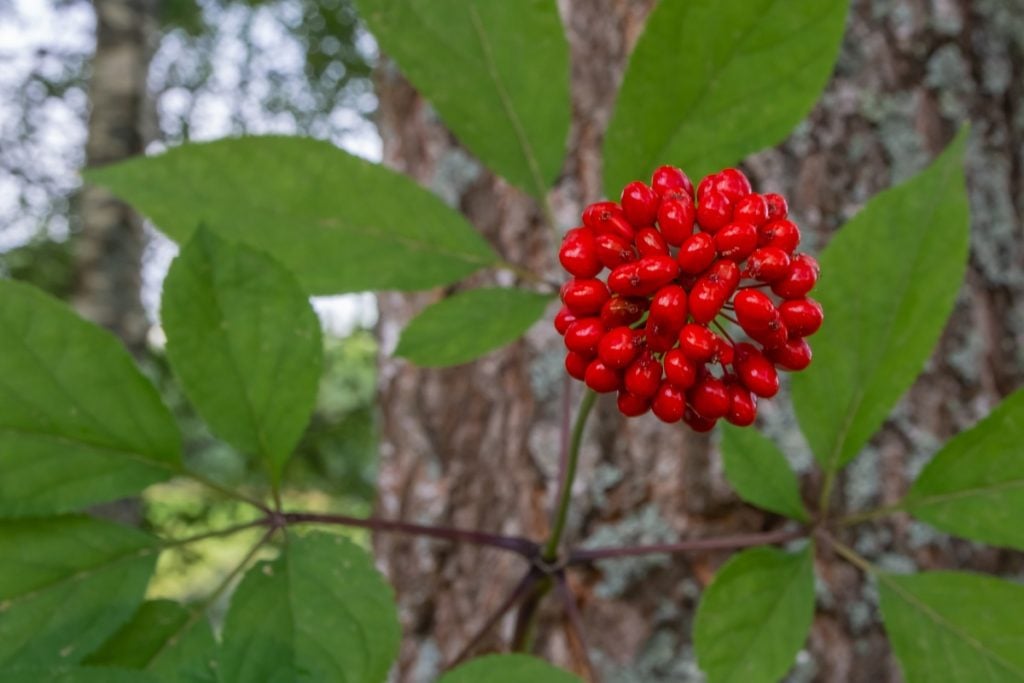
[[556, 166, 822, 431]]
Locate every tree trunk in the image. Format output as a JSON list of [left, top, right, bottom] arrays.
[[373, 1, 1024, 681], [75, 0, 156, 355]]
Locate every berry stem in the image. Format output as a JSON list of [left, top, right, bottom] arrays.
[[711, 319, 735, 343], [544, 389, 598, 561], [567, 526, 806, 563], [281, 512, 538, 556], [818, 530, 878, 575]]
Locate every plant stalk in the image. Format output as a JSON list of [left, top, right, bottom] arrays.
[[544, 389, 597, 561]]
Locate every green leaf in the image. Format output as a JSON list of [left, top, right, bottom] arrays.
[[0, 280, 181, 517], [1, 667, 159, 683], [84, 600, 216, 683], [86, 136, 498, 294], [903, 389, 1024, 551], [0, 516, 158, 667], [219, 532, 399, 683], [694, 545, 815, 683], [356, 0, 570, 200], [878, 571, 1024, 682], [603, 0, 849, 195], [395, 288, 554, 367], [439, 654, 582, 683], [162, 229, 322, 482], [721, 425, 809, 522], [791, 129, 970, 473]]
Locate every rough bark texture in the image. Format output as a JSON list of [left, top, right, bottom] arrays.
[[75, 0, 156, 355], [373, 1, 1024, 681]]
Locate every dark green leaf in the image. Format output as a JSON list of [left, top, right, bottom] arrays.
[[356, 0, 570, 200], [86, 137, 498, 294], [84, 600, 216, 683], [721, 425, 809, 522], [904, 389, 1024, 550], [791, 129, 970, 472], [395, 288, 553, 367], [163, 229, 322, 482], [0, 517, 157, 667], [219, 532, 399, 683], [879, 571, 1024, 682], [603, 0, 849, 194], [694, 545, 815, 683], [0, 667, 159, 683], [438, 654, 582, 683], [0, 280, 181, 516]]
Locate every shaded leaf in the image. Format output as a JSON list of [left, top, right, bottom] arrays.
[[395, 288, 554, 367], [87, 136, 498, 294], [791, 129, 970, 473], [0, 280, 180, 516], [0, 667, 159, 683], [603, 0, 849, 194], [356, 0, 570, 200], [721, 425, 809, 522], [439, 654, 581, 683]]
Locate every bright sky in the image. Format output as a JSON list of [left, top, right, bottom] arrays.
[[0, 0, 380, 336]]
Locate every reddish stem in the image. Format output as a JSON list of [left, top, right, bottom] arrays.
[[568, 527, 806, 563], [447, 568, 540, 667]]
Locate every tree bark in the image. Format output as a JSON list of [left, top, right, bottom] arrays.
[[373, 1, 1024, 681], [75, 0, 156, 355]]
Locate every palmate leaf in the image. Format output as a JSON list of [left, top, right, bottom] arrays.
[[721, 425, 809, 522], [438, 654, 582, 682]]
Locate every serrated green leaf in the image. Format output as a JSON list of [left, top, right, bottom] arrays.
[[903, 389, 1024, 550], [721, 425, 809, 522], [356, 0, 570, 200], [86, 136, 498, 294], [162, 229, 322, 482], [879, 571, 1024, 682], [694, 545, 815, 683], [0, 280, 181, 517], [791, 129, 970, 473], [0, 516, 158, 668], [0, 667, 159, 683], [395, 288, 553, 367], [219, 532, 399, 683], [603, 0, 849, 195], [83, 600, 216, 683], [439, 654, 582, 683]]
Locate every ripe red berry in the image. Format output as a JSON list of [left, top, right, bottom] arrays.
[[657, 196, 696, 245], [558, 227, 601, 278], [696, 190, 733, 233], [644, 319, 678, 353], [683, 406, 718, 432], [767, 338, 813, 371], [663, 349, 697, 389], [624, 351, 662, 398], [714, 221, 758, 261], [677, 232, 717, 274], [679, 323, 718, 362], [779, 298, 823, 337], [712, 168, 752, 202], [725, 384, 758, 426], [583, 201, 634, 240], [747, 318, 789, 350], [763, 193, 788, 220], [594, 232, 637, 269], [564, 351, 590, 380], [735, 350, 780, 398], [652, 381, 686, 423], [771, 253, 819, 299], [733, 194, 768, 226], [651, 165, 693, 199], [600, 296, 645, 328], [715, 337, 735, 365], [617, 390, 650, 417], [758, 219, 800, 253], [564, 318, 604, 355], [598, 326, 640, 369], [561, 278, 610, 315], [689, 376, 730, 419], [744, 247, 791, 282], [733, 289, 779, 332], [585, 358, 622, 393], [635, 226, 669, 256], [649, 284, 688, 330], [554, 306, 577, 335], [689, 260, 739, 323], [620, 181, 659, 227]]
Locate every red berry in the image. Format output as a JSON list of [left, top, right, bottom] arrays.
[[733, 289, 779, 332], [733, 193, 768, 226], [679, 324, 718, 362], [624, 351, 662, 398], [779, 298, 823, 337], [663, 349, 697, 389], [649, 284, 688, 330], [554, 306, 577, 335], [767, 338, 813, 371], [621, 181, 659, 227], [651, 165, 693, 199], [683, 406, 718, 432], [689, 376, 730, 419], [565, 351, 590, 380], [771, 254, 819, 299], [564, 318, 605, 355], [696, 190, 733, 233], [758, 219, 800, 253], [712, 168, 752, 202], [635, 226, 669, 256], [744, 247, 791, 282], [716, 338, 735, 365], [764, 193, 788, 220], [583, 201, 634, 240], [600, 296, 645, 328], [657, 196, 696, 245], [585, 358, 622, 393], [594, 232, 638, 269], [713, 221, 758, 261], [735, 350, 779, 398], [652, 381, 686, 423], [598, 326, 640, 369], [558, 227, 602, 278], [677, 232, 717, 274], [617, 390, 650, 417], [689, 260, 740, 323], [747, 318, 789, 350], [561, 278, 609, 315], [725, 384, 758, 426]]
